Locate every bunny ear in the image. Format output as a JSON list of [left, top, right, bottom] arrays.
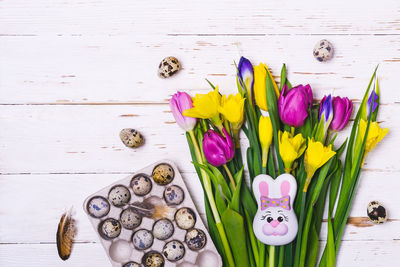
[[259, 181, 269, 197], [280, 180, 290, 196]]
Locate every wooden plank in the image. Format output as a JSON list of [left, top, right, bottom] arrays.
[[0, 104, 394, 174], [0, 172, 398, 244], [1, 241, 399, 267], [1, 1, 400, 35], [1, 35, 400, 104]]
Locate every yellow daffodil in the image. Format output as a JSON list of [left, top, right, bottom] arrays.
[[278, 131, 306, 173], [219, 93, 245, 126], [357, 119, 389, 165], [259, 116, 273, 167], [253, 63, 280, 111], [304, 138, 336, 191], [183, 87, 222, 128]]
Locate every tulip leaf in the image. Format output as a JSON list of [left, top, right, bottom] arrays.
[[305, 222, 319, 267], [205, 78, 216, 89], [280, 64, 287, 92], [240, 182, 257, 218], [215, 185, 227, 215], [222, 207, 250, 267], [230, 167, 244, 213], [246, 147, 255, 180], [207, 163, 233, 200], [193, 162, 232, 201]]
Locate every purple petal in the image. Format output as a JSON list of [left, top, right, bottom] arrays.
[[367, 90, 378, 118]]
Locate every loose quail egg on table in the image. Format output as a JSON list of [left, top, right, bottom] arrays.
[[163, 240, 185, 262], [152, 163, 175, 185], [132, 229, 154, 250], [87, 196, 110, 218], [158, 56, 181, 78], [131, 174, 153, 196], [142, 251, 165, 267], [108, 185, 131, 207], [175, 207, 196, 230], [313, 39, 334, 62], [367, 201, 388, 224], [196, 250, 220, 267], [164, 185, 184, 205], [99, 218, 121, 239], [120, 128, 144, 148], [120, 207, 142, 230], [153, 219, 174, 240]]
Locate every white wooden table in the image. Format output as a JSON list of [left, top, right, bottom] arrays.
[[1, 1, 399, 266]]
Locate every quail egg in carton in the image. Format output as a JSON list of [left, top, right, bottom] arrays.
[[83, 160, 222, 267]]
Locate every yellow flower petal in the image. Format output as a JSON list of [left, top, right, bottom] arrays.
[[358, 119, 389, 154], [253, 63, 281, 111], [218, 93, 245, 125], [278, 131, 306, 172]]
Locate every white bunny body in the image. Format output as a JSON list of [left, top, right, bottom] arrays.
[[252, 174, 298, 246]]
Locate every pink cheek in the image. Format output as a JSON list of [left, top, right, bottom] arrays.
[[262, 223, 274, 236]]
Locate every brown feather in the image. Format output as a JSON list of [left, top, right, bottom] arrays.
[[56, 208, 76, 261], [130, 197, 176, 220]]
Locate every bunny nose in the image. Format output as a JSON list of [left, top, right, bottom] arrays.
[[269, 220, 280, 228]]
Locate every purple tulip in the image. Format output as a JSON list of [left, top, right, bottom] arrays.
[[170, 91, 197, 131], [202, 128, 235, 167], [238, 56, 254, 103], [329, 96, 353, 131], [278, 84, 313, 127]]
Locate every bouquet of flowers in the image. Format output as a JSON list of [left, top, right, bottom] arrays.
[[169, 57, 388, 267]]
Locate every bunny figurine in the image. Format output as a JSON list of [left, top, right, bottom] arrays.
[[252, 173, 298, 246]]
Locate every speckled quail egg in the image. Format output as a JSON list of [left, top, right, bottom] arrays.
[[131, 174, 152, 196], [120, 207, 142, 230], [123, 262, 141, 267], [108, 185, 131, 207], [87, 196, 110, 218], [313, 39, 334, 62], [109, 239, 132, 263], [185, 228, 207, 250], [367, 201, 388, 224], [152, 163, 175, 185], [196, 250, 220, 267], [132, 229, 154, 250], [175, 207, 196, 230], [158, 56, 181, 78], [163, 240, 185, 262], [152, 219, 174, 240], [164, 185, 184, 206], [142, 251, 165, 267], [120, 128, 144, 148], [99, 218, 121, 239]]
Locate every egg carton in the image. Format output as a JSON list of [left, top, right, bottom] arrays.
[[83, 160, 222, 267]]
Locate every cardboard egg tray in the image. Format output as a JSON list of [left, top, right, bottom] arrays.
[[83, 160, 222, 267]]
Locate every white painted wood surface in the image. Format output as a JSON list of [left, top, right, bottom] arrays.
[[0, 0, 399, 266]]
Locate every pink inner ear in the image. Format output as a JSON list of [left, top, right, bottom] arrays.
[[259, 181, 268, 197], [281, 180, 290, 196]]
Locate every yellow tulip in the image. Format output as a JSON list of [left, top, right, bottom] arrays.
[[357, 119, 389, 164], [304, 138, 336, 191], [259, 116, 273, 167], [219, 93, 245, 126], [278, 131, 306, 172], [183, 87, 222, 128], [253, 63, 280, 111]]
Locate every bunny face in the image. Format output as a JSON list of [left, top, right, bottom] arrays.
[[252, 174, 298, 246]]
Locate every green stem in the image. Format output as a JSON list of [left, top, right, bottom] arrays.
[[278, 246, 284, 267], [294, 191, 307, 267], [269, 245, 275, 267], [244, 209, 259, 266], [259, 243, 265, 267], [223, 163, 237, 190], [189, 130, 235, 267]]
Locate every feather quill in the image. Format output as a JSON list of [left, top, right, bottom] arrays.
[[56, 207, 76, 261]]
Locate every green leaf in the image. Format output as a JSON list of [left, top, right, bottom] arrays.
[[222, 207, 250, 267], [240, 184, 257, 218], [305, 222, 319, 267], [230, 167, 244, 213], [280, 64, 287, 92], [193, 162, 232, 201]]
